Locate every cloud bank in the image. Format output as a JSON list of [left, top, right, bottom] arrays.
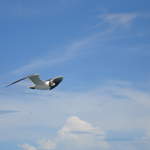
[[20, 116, 109, 150]]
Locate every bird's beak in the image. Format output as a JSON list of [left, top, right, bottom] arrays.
[[59, 76, 63, 81], [55, 76, 63, 83]]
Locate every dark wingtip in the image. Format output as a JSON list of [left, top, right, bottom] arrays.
[[6, 76, 28, 87]]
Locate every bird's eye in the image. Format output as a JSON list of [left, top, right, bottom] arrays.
[[49, 81, 55, 86]]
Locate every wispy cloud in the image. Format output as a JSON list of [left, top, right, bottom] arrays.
[[20, 144, 37, 150], [99, 12, 138, 27], [11, 31, 104, 76], [0, 110, 18, 115], [38, 139, 56, 150], [9, 11, 145, 77]]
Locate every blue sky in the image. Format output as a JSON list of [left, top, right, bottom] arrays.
[[0, 0, 150, 150]]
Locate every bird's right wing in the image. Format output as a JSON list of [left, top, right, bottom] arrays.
[[28, 74, 45, 85]]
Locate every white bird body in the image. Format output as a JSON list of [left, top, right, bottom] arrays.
[[32, 81, 49, 90], [7, 74, 63, 90]]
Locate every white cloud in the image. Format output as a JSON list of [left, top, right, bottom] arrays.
[[1, 80, 150, 149], [20, 116, 109, 150], [9, 12, 142, 76], [38, 139, 56, 150], [12, 34, 97, 76], [20, 144, 37, 150], [58, 116, 99, 136], [99, 13, 138, 26], [103, 83, 150, 107], [57, 116, 109, 149], [1, 81, 150, 131], [1, 81, 150, 133]]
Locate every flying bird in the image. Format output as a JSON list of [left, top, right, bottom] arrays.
[[6, 74, 63, 90]]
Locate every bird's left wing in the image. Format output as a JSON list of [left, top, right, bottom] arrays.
[[6, 74, 45, 87], [6, 76, 28, 87]]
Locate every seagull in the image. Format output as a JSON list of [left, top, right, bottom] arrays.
[[6, 74, 63, 90]]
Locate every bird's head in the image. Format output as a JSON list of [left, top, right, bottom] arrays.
[[48, 76, 63, 90]]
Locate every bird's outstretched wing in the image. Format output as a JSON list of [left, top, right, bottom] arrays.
[[6, 76, 28, 87], [6, 74, 44, 87], [28, 74, 44, 85]]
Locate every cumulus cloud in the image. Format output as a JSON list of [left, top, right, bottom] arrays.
[[58, 116, 99, 136], [57, 116, 108, 149], [20, 116, 109, 150]]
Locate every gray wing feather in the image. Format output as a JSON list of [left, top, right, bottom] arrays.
[[28, 74, 44, 85], [6, 74, 44, 87]]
